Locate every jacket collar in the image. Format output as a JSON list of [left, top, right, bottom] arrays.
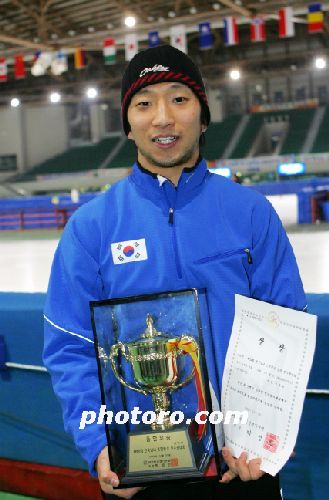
[[130, 156, 209, 194]]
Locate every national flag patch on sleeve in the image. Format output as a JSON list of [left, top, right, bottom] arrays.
[[111, 238, 148, 264]]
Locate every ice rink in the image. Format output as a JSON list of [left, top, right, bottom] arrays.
[[0, 226, 328, 294]]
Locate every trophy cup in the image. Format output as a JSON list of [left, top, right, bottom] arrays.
[[109, 314, 207, 482], [91, 289, 220, 486]]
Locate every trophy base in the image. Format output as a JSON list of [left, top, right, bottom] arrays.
[[120, 425, 210, 486]]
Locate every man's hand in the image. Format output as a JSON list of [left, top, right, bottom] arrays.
[[96, 446, 144, 498], [219, 447, 264, 483]]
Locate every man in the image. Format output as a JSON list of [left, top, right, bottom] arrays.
[[43, 45, 306, 499]]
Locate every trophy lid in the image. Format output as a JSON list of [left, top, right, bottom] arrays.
[[128, 313, 168, 344], [139, 314, 164, 340]]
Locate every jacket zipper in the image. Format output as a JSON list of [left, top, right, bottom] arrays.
[[244, 248, 253, 264], [196, 247, 253, 265], [167, 206, 183, 279]]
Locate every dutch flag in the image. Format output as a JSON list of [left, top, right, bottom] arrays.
[[223, 16, 239, 46]]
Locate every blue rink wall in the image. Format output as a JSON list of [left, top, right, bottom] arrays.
[[0, 177, 328, 230], [0, 292, 328, 500]]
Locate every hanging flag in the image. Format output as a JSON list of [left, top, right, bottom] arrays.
[[223, 17, 239, 46], [125, 33, 138, 61], [0, 58, 7, 82], [308, 3, 324, 33], [148, 31, 160, 48], [278, 7, 295, 38], [14, 54, 25, 79], [103, 38, 116, 64], [170, 24, 187, 53], [31, 51, 44, 76], [31, 51, 53, 76], [51, 51, 68, 75], [74, 48, 86, 69], [199, 22, 213, 49], [250, 16, 266, 42]]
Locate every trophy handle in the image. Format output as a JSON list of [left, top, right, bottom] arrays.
[[109, 342, 148, 395], [168, 335, 198, 391]]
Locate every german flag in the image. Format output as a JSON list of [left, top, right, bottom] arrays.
[[74, 48, 86, 69], [308, 3, 324, 33]]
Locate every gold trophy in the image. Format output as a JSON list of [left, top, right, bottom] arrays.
[[109, 314, 204, 480]]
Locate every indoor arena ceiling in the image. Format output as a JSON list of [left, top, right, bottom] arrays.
[[0, 0, 327, 53], [0, 0, 328, 99]]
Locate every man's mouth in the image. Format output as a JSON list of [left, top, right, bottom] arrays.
[[152, 136, 179, 145]]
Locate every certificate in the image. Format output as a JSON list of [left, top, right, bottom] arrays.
[[221, 294, 317, 476]]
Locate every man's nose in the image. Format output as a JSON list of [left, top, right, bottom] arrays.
[[151, 101, 174, 127]]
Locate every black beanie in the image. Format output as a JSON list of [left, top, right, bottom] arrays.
[[121, 44, 211, 136]]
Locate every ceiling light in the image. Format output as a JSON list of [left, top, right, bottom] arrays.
[[229, 69, 241, 81], [10, 97, 20, 108], [189, 6, 197, 14], [212, 3, 221, 9], [168, 11, 176, 18], [86, 87, 98, 99], [125, 16, 136, 28], [88, 27, 95, 33], [314, 56, 326, 70], [50, 92, 61, 103], [68, 30, 75, 36]]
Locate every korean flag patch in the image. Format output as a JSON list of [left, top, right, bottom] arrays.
[[111, 238, 148, 265]]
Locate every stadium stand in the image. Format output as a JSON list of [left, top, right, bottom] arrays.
[[230, 112, 265, 159], [229, 108, 317, 158], [8, 107, 329, 182], [280, 108, 316, 155], [13, 136, 121, 181], [311, 105, 329, 153], [105, 138, 137, 168], [202, 115, 241, 160]]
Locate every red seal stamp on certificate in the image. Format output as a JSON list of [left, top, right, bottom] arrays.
[[263, 433, 279, 453]]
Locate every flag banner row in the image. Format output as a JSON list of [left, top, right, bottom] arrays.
[[0, 4, 325, 82]]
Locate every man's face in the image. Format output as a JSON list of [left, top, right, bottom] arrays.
[[127, 82, 205, 170]]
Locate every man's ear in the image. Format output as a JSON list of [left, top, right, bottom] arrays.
[[128, 130, 134, 140], [201, 125, 207, 133]]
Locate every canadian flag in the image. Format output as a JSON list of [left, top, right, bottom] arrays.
[[250, 17, 266, 42], [125, 34, 138, 61]]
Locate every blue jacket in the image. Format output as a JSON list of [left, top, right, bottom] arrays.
[[43, 158, 306, 475]]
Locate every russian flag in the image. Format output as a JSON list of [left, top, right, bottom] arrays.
[[223, 17, 239, 46], [278, 7, 295, 38], [250, 17, 266, 43]]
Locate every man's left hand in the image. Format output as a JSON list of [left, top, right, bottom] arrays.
[[219, 447, 264, 483]]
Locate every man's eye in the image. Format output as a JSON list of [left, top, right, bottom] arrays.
[[174, 96, 188, 103], [137, 101, 151, 107]]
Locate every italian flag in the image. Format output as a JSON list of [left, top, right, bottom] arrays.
[[103, 38, 116, 65], [278, 7, 295, 38]]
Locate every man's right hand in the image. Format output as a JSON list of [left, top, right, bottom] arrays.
[[96, 446, 144, 499]]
